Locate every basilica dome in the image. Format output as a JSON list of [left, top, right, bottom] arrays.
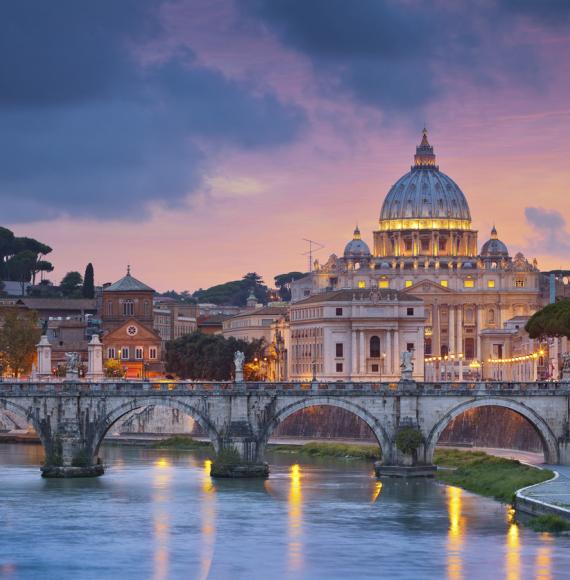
[[379, 129, 471, 231], [344, 226, 371, 258], [480, 226, 509, 257]]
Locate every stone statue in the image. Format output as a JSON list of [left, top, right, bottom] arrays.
[[561, 353, 570, 381], [234, 351, 245, 382], [400, 351, 414, 380], [64, 352, 81, 379]]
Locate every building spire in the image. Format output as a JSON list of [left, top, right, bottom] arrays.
[[491, 225, 498, 239], [413, 127, 438, 171], [127, 264, 131, 276], [353, 225, 361, 240]]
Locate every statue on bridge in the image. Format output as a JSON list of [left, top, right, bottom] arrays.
[[562, 353, 570, 381], [400, 351, 414, 381], [234, 350, 245, 382], [64, 352, 81, 380]]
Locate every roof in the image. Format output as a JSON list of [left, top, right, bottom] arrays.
[[21, 298, 97, 311], [229, 306, 288, 319], [104, 269, 155, 293], [197, 314, 231, 326], [293, 288, 422, 305]]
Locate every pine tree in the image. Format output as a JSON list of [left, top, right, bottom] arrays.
[[82, 263, 95, 299]]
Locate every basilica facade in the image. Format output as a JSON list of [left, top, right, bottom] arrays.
[[289, 130, 545, 381]]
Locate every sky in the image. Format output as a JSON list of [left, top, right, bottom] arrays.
[[2, 0, 570, 291]]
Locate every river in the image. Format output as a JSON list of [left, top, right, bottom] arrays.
[[0, 444, 569, 579]]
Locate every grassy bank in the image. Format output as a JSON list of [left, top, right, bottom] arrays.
[[271, 441, 381, 461], [151, 436, 212, 450], [434, 449, 554, 503], [527, 515, 570, 533]]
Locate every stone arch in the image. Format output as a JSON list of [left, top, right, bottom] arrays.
[[0, 398, 48, 454], [425, 397, 559, 464], [259, 397, 392, 463], [91, 398, 220, 458]]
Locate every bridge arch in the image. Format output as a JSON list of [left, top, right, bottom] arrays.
[[0, 398, 50, 455], [91, 398, 221, 458], [259, 397, 392, 463], [425, 397, 559, 464]]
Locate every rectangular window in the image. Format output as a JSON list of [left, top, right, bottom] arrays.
[[106, 301, 113, 316], [515, 278, 525, 288], [335, 343, 344, 358], [371, 364, 379, 373], [121, 347, 129, 360], [357, 280, 366, 289], [336, 363, 343, 373], [149, 347, 157, 360], [405, 280, 412, 288], [440, 280, 448, 288], [135, 347, 143, 360], [406, 342, 414, 352], [336, 308, 343, 316], [378, 280, 389, 289], [107, 347, 116, 359], [407, 307, 414, 316], [463, 279, 475, 288], [439, 239, 446, 251], [421, 239, 430, 251], [404, 240, 412, 251], [488, 280, 495, 288]]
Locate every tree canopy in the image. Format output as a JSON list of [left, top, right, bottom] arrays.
[[525, 300, 570, 339], [0, 308, 41, 377], [192, 272, 268, 306], [165, 332, 265, 380], [274, 271, 307, 301], [60, 271, 83, 297], [82, 263, 95, 299]]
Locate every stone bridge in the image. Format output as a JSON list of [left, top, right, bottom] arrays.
[[1, 380, 569, 477]]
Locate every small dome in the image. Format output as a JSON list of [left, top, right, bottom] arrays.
[[344, 226, 371, 258], [481, 226, 509, 257]]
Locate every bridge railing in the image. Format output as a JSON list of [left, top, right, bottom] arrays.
[[0, 380, 568, 395]]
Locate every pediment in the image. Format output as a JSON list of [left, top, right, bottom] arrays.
[[402, 280, 456, 295], [104, 318, 161, 341]]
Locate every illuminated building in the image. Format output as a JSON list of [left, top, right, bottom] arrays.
[[292, 130, 544, 379]]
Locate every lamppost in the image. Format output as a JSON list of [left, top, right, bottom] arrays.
[[379, 352, 386, 382]]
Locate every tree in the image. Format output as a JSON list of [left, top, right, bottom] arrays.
[[274, 271, 307, 301], [0, 308, 41, 377], [7, 250, 37, 295], [60, 271, 83, 297], [192, 272, 269, 306], [525, 300, 570, 339], [165, 332, 265, 380], [82, 263, 95, 298], [0, 227, 53, 285]]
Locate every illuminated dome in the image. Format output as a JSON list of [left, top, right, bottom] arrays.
[[481, 226, 509, 257], [378, 129, 471, 231], [344, 226, 371, 258]]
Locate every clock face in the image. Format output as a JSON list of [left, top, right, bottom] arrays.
[[127, 325, 138, 336]]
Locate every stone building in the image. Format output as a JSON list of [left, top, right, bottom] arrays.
[[153, 297, 197, 345], [288, 289, 425, 381], [101, 268, 162, 378], [291, 130, 544, 380], [222, 305, 288, 343]]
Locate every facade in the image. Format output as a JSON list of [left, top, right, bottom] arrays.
[[153, 297, 198, 345], [101, 268, 162, 378], [289, 289, 425, 381], [222, 305, 288, 343], [291, 130, 544, 380]]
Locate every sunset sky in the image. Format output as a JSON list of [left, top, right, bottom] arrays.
[[3, 0, 570, 291]]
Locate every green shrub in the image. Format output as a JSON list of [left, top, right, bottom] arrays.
[[152, 436, 211, 450], [215, 445, 243, 465], [272, 442, 381, 461], [395, 427, 424, 455]]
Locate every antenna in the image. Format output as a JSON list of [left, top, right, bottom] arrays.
[[302, 238, 324, 272]]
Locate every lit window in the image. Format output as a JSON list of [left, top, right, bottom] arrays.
[[515, 278, 525, 288], [488, 280, 495, 288], [149, 347, 157, 360], [135, 347, 143, 360], [440, 280, 448, 288], [405, 280, 413, 288], [121, 347, 129, 360], [357, 280, 366, 289], [378, 280, 389, 289], [463, 279, 474, 288]]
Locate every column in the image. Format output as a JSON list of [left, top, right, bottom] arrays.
[[456, 306, 463, 357], [87, 334, 104, 380], [351, 330, 357, 378], [385, 329, 392, 376], [36, 335, 52, 377], [393, 329, 400, 376], [476, 305, 483, 360], [433, 304, 441, 357], [359, 330, 366, 377], [449, 306, 456, 355], [416, 326, 424, 379]]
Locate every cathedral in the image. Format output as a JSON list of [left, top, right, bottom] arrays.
[[289, 130, 545, 381]]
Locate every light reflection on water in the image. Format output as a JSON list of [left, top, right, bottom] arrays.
[[0, 444, 569, 579]]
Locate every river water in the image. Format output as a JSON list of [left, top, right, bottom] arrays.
[[0, 444, 569, 579]]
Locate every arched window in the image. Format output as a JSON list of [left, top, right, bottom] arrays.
[[370, 336, 381, 358], [123, 299, 134, 317]]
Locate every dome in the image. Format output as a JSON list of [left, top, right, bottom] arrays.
[[379, 129, 471, 230], [344, 226, 371, 258], [480, 226, 509, 257]]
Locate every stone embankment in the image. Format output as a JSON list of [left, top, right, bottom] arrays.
[[516, 466, 570, 522]]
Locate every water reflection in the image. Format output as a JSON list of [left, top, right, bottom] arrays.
[[446, 486, 464, 580], [152, 457, 172, 580], [535, 533, 552, 580], [288, 464, 303, 572], [371, 480, 383, 503], [505, 508, 520, 580], [199, 459, 216, 580]]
